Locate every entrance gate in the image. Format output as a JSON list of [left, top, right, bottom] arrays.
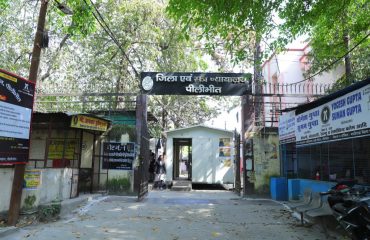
[[140, 72, 330, 196], [32, 71, 330, 200], [140, 72, 251, 193], [136, 95, 150, 201]]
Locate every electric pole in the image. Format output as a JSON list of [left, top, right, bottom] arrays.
[[7, 0, 49, 226]]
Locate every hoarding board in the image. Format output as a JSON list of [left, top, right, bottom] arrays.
[[140, 72, 252, 96], [24, 169, 41, 190], [0, 69, 35, 164], [278, 111, 296, 144], [296, 83, 370, 146], [102, 142, 136, 170]]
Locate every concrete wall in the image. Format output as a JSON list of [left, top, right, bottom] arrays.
[[166, 126, 234, 184], [32, 168, 72, 205], [0, 168, 73, 213], [1, 127, 87, 213], [250, 129, 280, 193], [0, 168, 14, 213]]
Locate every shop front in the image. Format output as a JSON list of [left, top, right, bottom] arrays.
[[279, 78, 370, 197]]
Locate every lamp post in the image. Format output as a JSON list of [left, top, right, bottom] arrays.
[[8, 0, 72, 226]]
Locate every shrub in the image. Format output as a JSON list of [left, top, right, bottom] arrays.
[[107, 177, 130, 193], [38, 200, 61, 222]]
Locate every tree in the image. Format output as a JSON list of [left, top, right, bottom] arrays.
[[167, 0, 283, 64], [166, 0, 284, 135], [0, 0, 96, 76], [167, 0, 369, 88], [1, 1, 241, 134], [279, 0, 370, 86]]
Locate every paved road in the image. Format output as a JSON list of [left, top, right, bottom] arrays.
[[3, 190, 333, 240]]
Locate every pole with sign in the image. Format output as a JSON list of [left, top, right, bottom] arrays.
[[1, 69, 35, 226], [7, 0, 47, 227]]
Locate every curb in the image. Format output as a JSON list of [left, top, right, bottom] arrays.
[[60, 194, 103, 217], [0, 194, 104, 238], [0, 226, 18, 238]]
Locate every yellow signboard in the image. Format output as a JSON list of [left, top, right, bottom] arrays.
[[71, 115, 108, 132], [48, 140, 76, 160], [0, 72, 17, 82], [24, 169, 41, 190]]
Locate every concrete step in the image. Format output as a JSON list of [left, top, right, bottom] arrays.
[[171, 180, 192, 191]]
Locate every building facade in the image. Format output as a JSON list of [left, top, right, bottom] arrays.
[[242, 41, 345, 193]]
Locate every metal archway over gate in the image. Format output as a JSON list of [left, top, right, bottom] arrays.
[[140, 72, 252, 96], [140, 72, 253, 195], [139, 71, 331, 196]]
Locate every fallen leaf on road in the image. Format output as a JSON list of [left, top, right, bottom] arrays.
[[211, 232, 221, 237], [72, 231, 81, 238]]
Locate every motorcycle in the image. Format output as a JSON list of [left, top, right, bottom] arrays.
[[323, 182, 370, 240]]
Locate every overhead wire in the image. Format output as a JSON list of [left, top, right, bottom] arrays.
[[82, 0, 140, 79], [288, 32, 370, 85]]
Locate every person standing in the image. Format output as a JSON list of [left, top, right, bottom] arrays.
[[154, 155, 166, 190], [148, 151, 155, 182]]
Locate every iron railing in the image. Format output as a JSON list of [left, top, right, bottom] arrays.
[[34, 92, 138, 113], [252, 82, 332, 97]]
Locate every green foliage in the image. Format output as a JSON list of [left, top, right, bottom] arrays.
[[148, 95, 222, 133], [167, 0, 369, 85], [67, 0, 96, 36], [0, 0, 8, 11], [279, 0, 370, 84], [167, 0, 283, 63], [107, 177, 131, 193], [108, 125, 136, 142], [0, 0, 96, 77], [0, 0, 236, 132], [38, 200, 61, 222], [23, 195, 37, 210]]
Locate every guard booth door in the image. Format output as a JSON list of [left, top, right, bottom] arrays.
[[173, 138, 192, 181]]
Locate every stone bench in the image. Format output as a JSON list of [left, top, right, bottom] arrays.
[[295, 192, 324, 225], [290, 188, 312, 210]]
